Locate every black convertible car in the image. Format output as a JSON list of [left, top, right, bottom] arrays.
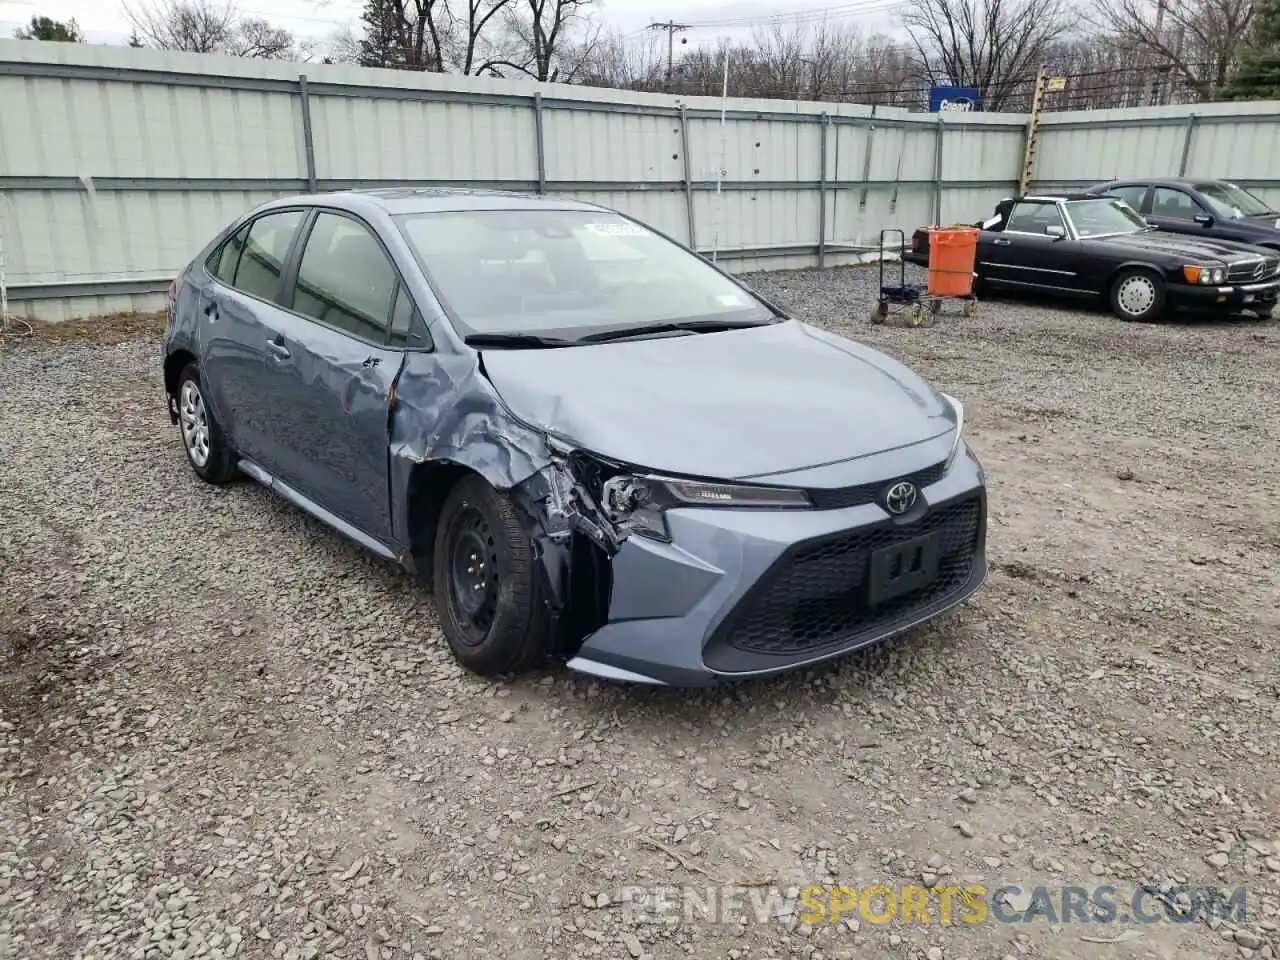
[[906, 194, 1280, 321], [1084, 177, 1280, 250]]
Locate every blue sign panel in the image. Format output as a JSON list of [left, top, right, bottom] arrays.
[[929, 85, 981, 113]]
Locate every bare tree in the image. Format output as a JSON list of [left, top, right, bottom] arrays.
[[451, 0, 516, 74], [225, 16, 294, 58], [571, 28, 665, 89], [123, 0, 297, 58], [1089, 0, 1254, 99], [901, 0, 1071, 109], [489, 0, 598, 81]]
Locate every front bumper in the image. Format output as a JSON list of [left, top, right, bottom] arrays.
[[566, 443, 988, 687], [1168, 277, 1280, 314]]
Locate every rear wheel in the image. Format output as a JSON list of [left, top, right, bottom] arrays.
[[433, 475, 551, 676], [1110, 268, 1166, 322], [176, 362, 237, 484]]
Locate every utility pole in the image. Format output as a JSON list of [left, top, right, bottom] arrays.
[[1148, 0, 1167, 105], [649, 20, 690, 92]]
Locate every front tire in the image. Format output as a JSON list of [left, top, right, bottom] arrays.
[[433, 475, 551, 677], [176, 362, 237, 484], [1110, 269, 1166, 322]]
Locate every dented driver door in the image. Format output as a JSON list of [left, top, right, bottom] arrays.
[[258, 211, 409, 546]]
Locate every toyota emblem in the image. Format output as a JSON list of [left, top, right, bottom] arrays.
[[884, 481, 918, 515]]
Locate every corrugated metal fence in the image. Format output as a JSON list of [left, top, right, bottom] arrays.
[[2, 39, 1279, 321]]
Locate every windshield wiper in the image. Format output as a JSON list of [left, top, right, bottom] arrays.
[[577, 318, 776, 344], [463, 332, 580, 349]]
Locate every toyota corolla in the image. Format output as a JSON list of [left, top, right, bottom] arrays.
[[162, 188, 988, 686]]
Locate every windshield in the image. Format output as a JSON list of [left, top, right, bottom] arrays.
[[1194, 181, 1276, 219], [1064, 198, 1148, 238], [394, 209, 775, 338]]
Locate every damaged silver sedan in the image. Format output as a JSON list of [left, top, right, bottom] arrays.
[[162, 188, 987, 686]]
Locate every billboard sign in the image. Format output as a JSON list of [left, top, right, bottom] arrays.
[[929, 85, 981, 112]]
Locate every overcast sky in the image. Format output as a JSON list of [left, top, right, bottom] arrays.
[[0, 0, 904, 52]]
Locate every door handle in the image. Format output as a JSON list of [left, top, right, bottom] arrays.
[[204, 303, 219, 320], [265, 337, 291, 360], [994, 239, 1011, 246]]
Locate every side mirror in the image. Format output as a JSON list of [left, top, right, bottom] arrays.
[[1045, 224, 1066, 239], [1194, 214, 1214, 227]]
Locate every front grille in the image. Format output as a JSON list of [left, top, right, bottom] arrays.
[[1227, 259, 1278, 284], [807, 460, 949, 511], [705, 496, 983, 668]]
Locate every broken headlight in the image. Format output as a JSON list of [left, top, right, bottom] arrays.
[[600, 475, 811, 542], [940, 392, 965, 471]]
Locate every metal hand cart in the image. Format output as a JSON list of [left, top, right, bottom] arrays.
[[870, 228, 977, 327]]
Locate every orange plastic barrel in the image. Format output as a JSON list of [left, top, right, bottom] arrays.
[[926, 226, 979, 297]]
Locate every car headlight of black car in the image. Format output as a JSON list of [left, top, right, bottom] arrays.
[[600, 474, 811, 542], [1183, 265, 1227, 285]]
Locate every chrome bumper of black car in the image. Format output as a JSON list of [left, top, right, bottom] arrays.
[[1171, 278, 1280, 311]]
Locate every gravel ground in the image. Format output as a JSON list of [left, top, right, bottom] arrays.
[[2, 266, 1279, 960]]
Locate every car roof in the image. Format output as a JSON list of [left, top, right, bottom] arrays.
[[257, 186, 607, 217], [1094, 177, 1221, 188]]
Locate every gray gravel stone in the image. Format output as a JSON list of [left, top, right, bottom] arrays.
[[2, 269, 1279, 960]]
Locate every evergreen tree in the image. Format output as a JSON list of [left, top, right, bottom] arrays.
[[13, 15, 84, 42], [358, 0, 403, 68], [1222, 0, 1280, 100]]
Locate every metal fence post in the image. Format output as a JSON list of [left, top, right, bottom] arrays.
[[679, 105, 697, 249], [818, 112, 830, 269], [933, 113, 944, 225], [298, 74, 317, 193], [858, 106, 877, 211], [533, 92, 547, 194], [1178, 113, 1198, 176]]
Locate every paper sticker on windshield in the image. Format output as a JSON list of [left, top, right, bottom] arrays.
[[585, 222, 649, 237], [716, 294, 744, 306]]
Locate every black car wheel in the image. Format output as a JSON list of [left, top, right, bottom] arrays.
[[1110, 268, 1167, 322], [433, 474, 550, 677], [175, 362, 237, 484]]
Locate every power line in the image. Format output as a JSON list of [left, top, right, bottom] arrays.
[[682, 0, 906, 29]]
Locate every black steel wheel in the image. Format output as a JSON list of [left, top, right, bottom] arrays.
[[433, 474, 551, 676], [446, 506, 501, 645]]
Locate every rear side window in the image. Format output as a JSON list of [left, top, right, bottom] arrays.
[[231, 210, 305, 301], [209, 224, 249, 284], [1108, 185, 1148, 211], [292, 212, 399, 342]]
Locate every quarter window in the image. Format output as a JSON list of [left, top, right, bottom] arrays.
[[292, 213, 399, 341], [232, 211, 305, 301]]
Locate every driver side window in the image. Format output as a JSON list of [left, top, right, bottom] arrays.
[[1151, 187, 1203, 220], [1005, 203, 1066, 236]]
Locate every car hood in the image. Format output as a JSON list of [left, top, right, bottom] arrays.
[[1101, 231, 1272, 262], [1237, 214, 1280, 232], [478, 320, 953, 480]]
